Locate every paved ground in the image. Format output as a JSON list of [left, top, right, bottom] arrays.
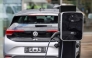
[[0, 32, 92, 58], [81, 32, 92, 58]]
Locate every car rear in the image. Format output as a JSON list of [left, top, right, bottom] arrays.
[[4, 13, 59, 58]]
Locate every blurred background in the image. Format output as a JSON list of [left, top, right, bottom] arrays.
[[0, 0, 92, 58]]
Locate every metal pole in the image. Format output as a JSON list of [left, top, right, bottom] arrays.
[[76, 0, 80, 8], [60, 0, 62, 5], [62, 41, 76, 58], [22, 0, 24, 10]]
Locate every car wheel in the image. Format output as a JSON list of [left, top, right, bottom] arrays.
[[76, 41, 81, 58]]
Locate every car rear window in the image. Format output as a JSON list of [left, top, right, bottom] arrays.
[[11, 15, 58, 24]]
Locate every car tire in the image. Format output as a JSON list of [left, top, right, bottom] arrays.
[[76, 41, 81, 58]]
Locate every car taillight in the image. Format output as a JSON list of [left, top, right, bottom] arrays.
[[5, 55, 12, 58], [47, 30, 58, 32], [6, 29, 24, 35]]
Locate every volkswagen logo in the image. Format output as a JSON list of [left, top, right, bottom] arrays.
[[33, 31, 38, 37]]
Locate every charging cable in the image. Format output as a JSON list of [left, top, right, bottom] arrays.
[[44, 38, 52, 58], [44, 31, 69, 58], [44, 31, 60, 58]]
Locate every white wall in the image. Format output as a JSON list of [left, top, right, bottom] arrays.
[[0, 1, 4, 37]]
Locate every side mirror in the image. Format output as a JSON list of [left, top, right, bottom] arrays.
[[59, 12, 83, 41]]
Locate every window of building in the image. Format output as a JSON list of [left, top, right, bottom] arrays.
[[6, 6, 14, 14]]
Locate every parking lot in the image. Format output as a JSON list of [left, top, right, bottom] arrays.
[[0, 32, 92, 58]]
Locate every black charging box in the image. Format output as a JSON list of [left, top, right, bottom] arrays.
[[59, 5, 76, 12]]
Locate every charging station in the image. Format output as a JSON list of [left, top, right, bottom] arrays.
[[50, 5, 83, 58], [59, 6, 83, 58]]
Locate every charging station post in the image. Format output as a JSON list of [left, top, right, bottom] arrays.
[[49, 5, 83, 58], [58, 5, 83, 58]]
